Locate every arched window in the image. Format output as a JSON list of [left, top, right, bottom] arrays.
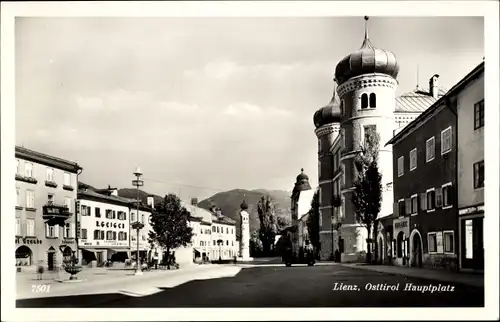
[[361, 94, 368, 109], [369, 93, 376, 108], [340, 100, 345, 115]]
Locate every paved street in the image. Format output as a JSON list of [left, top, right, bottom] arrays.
[[17, 260, 484, 308]]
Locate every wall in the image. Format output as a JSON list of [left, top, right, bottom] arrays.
[[457, 73, 484, 208], [15, 157, 78, 269], [211, 222, 237, 259]]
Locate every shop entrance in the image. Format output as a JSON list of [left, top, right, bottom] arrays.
[[461, 216, 484, 270]]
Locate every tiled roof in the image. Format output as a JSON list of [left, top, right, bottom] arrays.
[[395, 87, 447, 113], [212, 214, 236, 226], [78, 189, 134, 205], [15, 146, 82, 173], [181, 201, 213, 223]]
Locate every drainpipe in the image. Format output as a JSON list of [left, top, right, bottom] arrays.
[[75, 167, 83, 264], [444, 96, 459, 273]]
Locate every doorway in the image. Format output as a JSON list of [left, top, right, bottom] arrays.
[[96, 251, 103, 265], [47, 252, 55, 271], [412, 232, 423, 268], [461, 217, 484, 270]]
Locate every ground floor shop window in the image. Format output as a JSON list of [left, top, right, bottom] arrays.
[[16, 245, 33, 266], [428, 233, 437, 253], [443, 231, 454, 253]]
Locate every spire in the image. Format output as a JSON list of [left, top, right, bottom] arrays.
[[360, 16, 372, 48], [301, 168, 304, 173]]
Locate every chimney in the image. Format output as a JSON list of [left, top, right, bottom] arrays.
[[191, 197, 198, 207], [216, 208, 223, 218], [147, 196, 155, 209], [109, 188, 118, 196], [429, 74, 440, 99]]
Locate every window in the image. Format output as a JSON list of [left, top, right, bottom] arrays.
[[410, 195, 418, 214], [397, 156, 404, 177], [65, 223, 71, 238], [441, 126, 452, 154], [25, 162, 33, 177], [95, 207, 101, 218], [94, 230, 100, 240], [16, 218, 21, 235], [16, 159, 20, 175], [114, 232, 118, 240], [474, 100, 484, 129], [443, 231, 454, 253], [131, 211, 135, 222], [217, 227, 219, 233], [419, 193, 427, 211], [124, 232, 127, 240], [63, 172, 71, 186], [26, 219, 35, 237], [16, 188, 21, 207], [319, 213, 323, 227], [340, 100, 344, 116], [428, 233, 437, 253], [46, 168, 54, 182], [100, 231, 105, 240], [47, 193, 55, 205], [473, 160, 484, 189], [318, 139, 322, 154], [442, 183, 453, 208], [106, 209, 112, 219], [64, 197, 72, 212], [398, 199, 405, 217], [361, 93, 368, 109], [141, 214, 145, 223], [213, 240, 216, 246], [81, 229, 88, 239], [409, 148, 417, 171], [426, 189, 436, 211], [26, 190, 35, 208], [426, 137, 435, 162], [81, 205, 90, 216], [107, 231, 113, 240], [112, 211, 116, 219], [226, 240, 229, 246], [369, 93, 376, 108], [46, 224, 58, 238]]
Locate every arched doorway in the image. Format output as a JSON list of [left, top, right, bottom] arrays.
[[377, 235, 384, 264], [47, 246, 56, 271], [396, 232, 405, 259], [16, 245, 33, 266], [410, 229, 423, 268]]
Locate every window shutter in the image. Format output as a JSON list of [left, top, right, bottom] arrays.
[[405, 198, 411, 215], [393, 202, 398, 216], [420, 193, 427, 211], [436, 188, 443, 207], [101, 231, 105, 240], [447, 185, 454, 205], [70, 223, 75, 238], [54, 225, 59, 238]]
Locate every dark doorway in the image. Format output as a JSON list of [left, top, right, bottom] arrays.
[[412, 233, 422, 268], [96, 251, 103, 265], [47, 252, 55, 271], [461, 217, 484, 270]]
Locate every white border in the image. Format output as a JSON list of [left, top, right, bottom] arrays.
[[2, 1, 499, 321]]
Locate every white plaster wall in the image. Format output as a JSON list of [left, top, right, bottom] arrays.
[[457, 74, 484, 208]]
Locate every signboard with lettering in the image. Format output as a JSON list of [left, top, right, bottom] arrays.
[[436, 232, 443, 253], [80, 240, 129, 247], [15, 237, 42, 245], [393, 217, 410, 236], [459, 205, 484, 216]]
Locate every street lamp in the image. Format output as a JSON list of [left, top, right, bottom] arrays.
[[132, 167, 145, 276]]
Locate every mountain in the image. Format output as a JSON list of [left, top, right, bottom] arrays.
[[198, 189, 292, 236]]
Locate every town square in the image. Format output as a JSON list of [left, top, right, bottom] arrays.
[[1, 1, 498, 321]]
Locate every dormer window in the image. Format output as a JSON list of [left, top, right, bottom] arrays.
[[361, 94, 368, 109], [369, 93, 376, 108]]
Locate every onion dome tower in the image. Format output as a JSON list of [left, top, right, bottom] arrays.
[[291, 168, 312, 223], [334, 16, 399, 262]]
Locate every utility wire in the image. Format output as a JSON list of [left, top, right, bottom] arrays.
[[142, 177, 225, 193]]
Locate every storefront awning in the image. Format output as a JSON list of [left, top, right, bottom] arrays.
[[81, 248, 101, 253], [107, 248, 129, 253]]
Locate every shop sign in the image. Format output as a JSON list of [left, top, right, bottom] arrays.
[[459, 205, 484, 216], [61, 239, 75, 244], [15, 237, 42, 245], [393, 217, 410, 235]]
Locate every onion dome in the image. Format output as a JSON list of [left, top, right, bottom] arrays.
[[334, 16, 400, 85], [240, 200, 248, 210], [296, 168, 309, 182], [293, 168, 312, 194], [313, 87, 342, 128]]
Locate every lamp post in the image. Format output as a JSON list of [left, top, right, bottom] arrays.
[[132, 167, 145, 276]]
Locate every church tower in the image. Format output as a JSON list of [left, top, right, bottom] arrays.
[[334, 16, 399, 262], [313, 88, 341, 259]]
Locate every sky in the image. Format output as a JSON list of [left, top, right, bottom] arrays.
[[15, 16, 484, 201]]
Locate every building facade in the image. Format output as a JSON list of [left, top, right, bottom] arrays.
[[456, 62, 484, 272], [211, 208, 238, 260], [387, 95, 458, 270], [15, 146, 81, 271], [77, 187, 131, 266], [313, 17, 444, 262]]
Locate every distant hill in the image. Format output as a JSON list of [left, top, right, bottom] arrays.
[[198, 189, 292, 236]]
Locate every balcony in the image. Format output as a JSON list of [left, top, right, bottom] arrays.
[[45, 180, 58, 188], [63, 184, 74, 191], [15, 174, 38, 185], [42, 203, 72, 225]]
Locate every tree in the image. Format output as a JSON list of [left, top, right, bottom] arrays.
[[352, 128, 383, 263], [306, 190, 320, 254], [148, 193, 194, 269], [276, 215, 291, 233], [249, 230, 263, 257], [257, 196, 277, 256]]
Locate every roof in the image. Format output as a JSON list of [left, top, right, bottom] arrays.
[[395, 87, 447, 113], [181, 201, 213, 223], [15, 146, 82, 173], [212, 214, 236, 226], [78, 189, 134, 207], [387, 61, 484, 146]]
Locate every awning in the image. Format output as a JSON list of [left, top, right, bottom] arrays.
[[107, 248, 129, 253], [81, 248, 101, 253]]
